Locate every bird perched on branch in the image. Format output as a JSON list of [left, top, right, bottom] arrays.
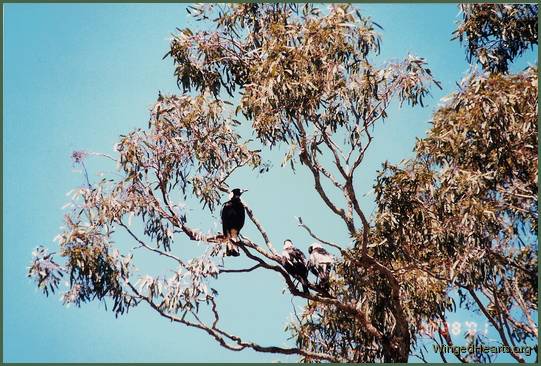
[[308, 243, 334, 291], [220, 188, 247, 256], [281, 240, 309, 293]]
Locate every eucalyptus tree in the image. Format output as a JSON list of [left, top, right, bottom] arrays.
[[29, 3, 537, 363], [369, 4, 538, 363]]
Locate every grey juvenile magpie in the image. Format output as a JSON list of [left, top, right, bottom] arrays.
[[308, 242, 334, 291], [281, 239, 309, 293]]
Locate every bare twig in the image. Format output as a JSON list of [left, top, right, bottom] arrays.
[[296, 216, 343, 252], [126, 281, 341, 362], [120, 222, 186, 267], [295, 118, 356, 235], [244, 203, 277, 255], [437, 314, 467, 363], [219, 264, 262, 274], [319, 128, 349, 179], [318, 164, 344, 190], [468, 288, 525, 363]]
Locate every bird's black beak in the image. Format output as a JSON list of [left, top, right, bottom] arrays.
[[241, 189, 248, 194]]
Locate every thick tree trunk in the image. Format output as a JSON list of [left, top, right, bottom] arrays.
[[382, 331, 410, 362]]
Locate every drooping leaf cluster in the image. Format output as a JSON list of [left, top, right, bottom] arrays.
[[26, 3, 537, 363], [168, 4, 438, 151], [453, 4, 538, 73], [373, 67, 538, 361], [118, 93, 261, 211], [289, 4, 538, 363], [26, 4, 441, 361]]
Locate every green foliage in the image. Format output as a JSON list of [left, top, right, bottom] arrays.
[[168, 4, 438, 150], [373, 67, 538, 362], [27, 3, 537, 363], [118, 93, 262, 211], [454, 4, 538, 73]]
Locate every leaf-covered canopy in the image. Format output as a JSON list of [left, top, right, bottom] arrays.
[[454, 4, 538, 73], [28, 3, 537, 363]]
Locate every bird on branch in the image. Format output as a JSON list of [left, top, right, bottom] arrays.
[[281, 239, 309, 293], [308, 243, 334, 292], [220, 188, 247, 257]]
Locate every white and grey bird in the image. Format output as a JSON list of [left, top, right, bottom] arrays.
[[308, 243, 334, 290], [281, 239, 309, 293]]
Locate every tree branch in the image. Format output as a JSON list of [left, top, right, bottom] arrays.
[[219, 264, 262, 274], [236, 241, 382, 339], [468, 288, 525, 363], [126, 281, 341, 362], [296, 216, 343, 252], [437, 314, 467, 363], [120, 221, 186, 267], [295, 118, 356, 235], [244, 203, 278, 255]]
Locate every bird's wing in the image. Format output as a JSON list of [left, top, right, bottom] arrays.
[[313, 248, 334, 262], [221, 200, 233, 233], [291, 248, 306, 262], [280, 250, 292, 266], [238, 203, 246, 228], [314, 247, 330, 255], [221, 200, 233, 219], [310, 252, 326, 266], [307, 255, 319, 275]]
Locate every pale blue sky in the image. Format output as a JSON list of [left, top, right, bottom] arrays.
[[3, 4, 537, 363]]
